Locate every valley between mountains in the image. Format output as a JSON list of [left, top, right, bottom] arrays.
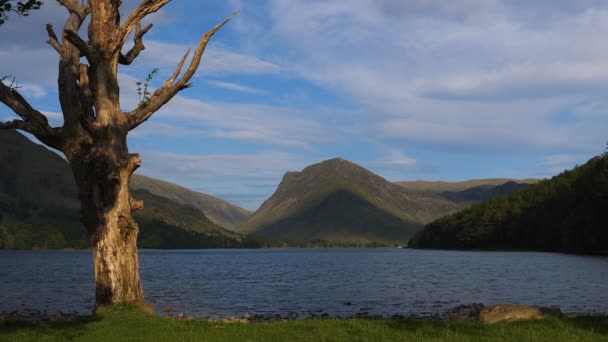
[[0, 130, 548, 249]]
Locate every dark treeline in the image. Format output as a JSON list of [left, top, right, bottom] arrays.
[[252, 236, 397, 248], [0, 199, 87, 249], [137, 219, 262, 249], [409, 155, 608, 253], [0, 203, 263, 250]]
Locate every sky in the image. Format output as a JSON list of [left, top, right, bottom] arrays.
[[1, 0, 607, 210]]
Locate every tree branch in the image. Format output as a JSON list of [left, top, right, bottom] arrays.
[[0, 119, 62, 148], [163, 49, 189, 88], [54, 3, 93, 131], [0, 81, 54, 135], [64, 29, 91, 59], [57, 0, 90, 20], [119, 23, 153, 65], [126, 12, 238, 130], [120, 0, 170, 48], [0, 83, 63, 149], [0, 119, 34, 131], [46, 24, 63, 53]]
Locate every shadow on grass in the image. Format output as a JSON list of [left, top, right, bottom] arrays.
[[0, 315, 100, 340], [383, 316, 608, 339], [567, 316, 608, 335], [383, 318, 490, 339]]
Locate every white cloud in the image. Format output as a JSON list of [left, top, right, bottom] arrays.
[[420, 63, 608, 101], [539, 154, 578, 166], [134, 40, 280, 77], [118, 70, 330, 152], [372, 150, 417, 168], [20, 83, 48, 99], [208, 80, 269, 94], [261, 0, 608, 154], [150, 95, 332, 151], [128, 122, 207, 138]]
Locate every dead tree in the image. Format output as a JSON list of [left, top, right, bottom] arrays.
[[0, 0, 236, 311]]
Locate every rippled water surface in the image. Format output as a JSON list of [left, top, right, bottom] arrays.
[[1, 249, 607, 317]]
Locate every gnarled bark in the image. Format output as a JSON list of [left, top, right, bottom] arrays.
[[69, 133, 144, 308], [80, 159, 143, 307]]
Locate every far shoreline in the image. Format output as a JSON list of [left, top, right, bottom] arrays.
[[1, 246, 607, 256]]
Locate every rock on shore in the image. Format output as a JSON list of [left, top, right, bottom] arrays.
[[446, 304, 562, 324], [479, 304, 563, 324]]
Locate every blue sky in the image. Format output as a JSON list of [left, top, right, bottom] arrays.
[[1, 0, 607, 210]]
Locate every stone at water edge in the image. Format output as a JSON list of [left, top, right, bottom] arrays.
[[445, 303, 485, 321], [479, 304, 563, 324]]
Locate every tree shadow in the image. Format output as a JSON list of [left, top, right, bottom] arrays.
[[382, 316, 608, 338], [566, 316, 608, 335], [382, 318, 491, 339], [0, 315, 101, 340]]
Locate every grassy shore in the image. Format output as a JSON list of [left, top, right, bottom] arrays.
[[1, 307, 607, 342]]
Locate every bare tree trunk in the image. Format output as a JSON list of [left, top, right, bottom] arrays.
[[69, 129, 146, 309]]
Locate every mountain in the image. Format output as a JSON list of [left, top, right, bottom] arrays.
[[409, 155, 608, 253], [131, 175, 251, 230], [238, 159, 538, 246], [395, 179, 537, 204], [439, 181, 532, 204], [237, 158, 461, 244], [0, 130, 256, 249], [395, 179, 537, 194]]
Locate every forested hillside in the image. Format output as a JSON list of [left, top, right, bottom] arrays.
[[409, 155, 608, 253]]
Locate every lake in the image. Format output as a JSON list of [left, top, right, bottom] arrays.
[[1, 249, 607, 318]]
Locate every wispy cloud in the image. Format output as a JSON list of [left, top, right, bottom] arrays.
[[262, 0, 608, 154], [135, 41, 280, 76], [153, 95, 332, 151], [539, 154, 578, 166], [128, 122, 207, 138], [208, 80, 269, 94], [371, 150, 417, 168]]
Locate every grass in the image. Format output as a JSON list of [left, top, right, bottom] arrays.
[[1, 307, 607, 342]]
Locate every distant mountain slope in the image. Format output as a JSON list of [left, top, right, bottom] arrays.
[[237, 158, 461, 244], [0, 130, 255, 249], [395, 178, 537, 203], [131, 189, 234, 236], [0, 129, 79, 210], [131, 189, 258, 249], [395, 179, 537, 194], [409, 155, 608, 253], [438, 181, 533, 204], [131, 175, 251, 230]]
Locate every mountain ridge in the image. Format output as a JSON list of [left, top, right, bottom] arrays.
[[395, 178, 538, 194], [130, 175, 251, 230]]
